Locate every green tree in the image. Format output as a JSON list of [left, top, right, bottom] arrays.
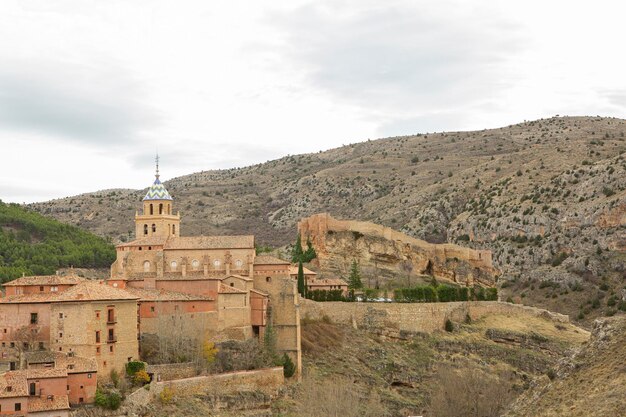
[[297, 261, 305, 297], [291, 234, 304, 263], [282, 353, 296, 378], [348, 260, 363, 297]]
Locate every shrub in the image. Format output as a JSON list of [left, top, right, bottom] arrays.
[[95, 389, 122, 410], [282, 353, 296, 378], [444, 319, 454, 332], [126, 360, 145, 376], [159, 386, 175, 404], [133, 369, 151, 385]]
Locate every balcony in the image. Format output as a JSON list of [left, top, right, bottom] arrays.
[[106, 337, 117, 343], [106, 318, 117, 325]]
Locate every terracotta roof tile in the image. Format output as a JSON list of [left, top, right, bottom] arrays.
[[0, 372, 27, 398], [125, 288, 214, 302], [164, 236, 255, 250], [28, 394, 70, 412], [253, 255, 290, 265], [55, 281, 139, 302], [308, 278, 348, 287], [288, 265, 317, 275], [3, 274, 86, 287], [0, 281, 139, 304], [117, 236, 168, 248], [223, 274, 253, 282], [218, 283, 247, 294]]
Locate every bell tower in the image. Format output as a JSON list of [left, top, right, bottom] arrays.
[[134, 155, 181, 239]]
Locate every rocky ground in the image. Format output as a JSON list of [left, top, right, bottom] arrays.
[[505, 315, 626, 417]]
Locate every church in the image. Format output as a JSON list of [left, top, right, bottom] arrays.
[[107, 161, 302, 371]]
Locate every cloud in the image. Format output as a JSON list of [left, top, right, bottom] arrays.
[[0, 61, 159, 145], [265, 1, 524, 120]]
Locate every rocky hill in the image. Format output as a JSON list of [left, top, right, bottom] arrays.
[[505, 316, 626, 417], [28, 116, 626, 322]]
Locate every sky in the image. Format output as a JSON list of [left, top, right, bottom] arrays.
[[1, 0, 625, 203]]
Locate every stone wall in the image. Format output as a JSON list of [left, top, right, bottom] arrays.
[[298, 213, 498, 287], [300, 299, 569, 336], [147, 362, 196, 381], [125, 367, 284, 410]]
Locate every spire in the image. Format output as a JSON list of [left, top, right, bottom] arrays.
[[143, 154, 173, 201], [155, 153, 160, 179]]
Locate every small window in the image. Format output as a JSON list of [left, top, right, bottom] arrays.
[[172, 225, 176, 235], [143, 260, 150, 272], [14, 402, 21, 412], [170, 261, 177, 270], [51, 286, 58, 292], [235, 259, 243, 268], [96, 347, 100, 354], [59, 313, 63, 319], [150, 306, 155, 312], [213, 259, 221, 268], [150, 204, 154, 215], [95, 331, 100, 343], [143, 224, 148, 235], [96, 311, 100, 319], [159, 203, 163, 214], [88, 373, 92, 378], [6, 386, 12, 392], [103, 361, 107, 367], [39, 286, 44, 292], [192, 259, 199, 269], [59, 332, 63, 338], [38, 342, 44, 350], [152, 224, 156, 233], [30, 313, 38, 324], [266, 277, 271, 283], [29, 383, 36, 396], [230, 283, 234, 287], [109, 345, 114, 353], [79, 397, 84, 403]]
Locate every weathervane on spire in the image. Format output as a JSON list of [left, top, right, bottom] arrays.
[[155, 153, 160, 179]]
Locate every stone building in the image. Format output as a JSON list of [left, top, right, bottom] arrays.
[[0, 280, 139, 378], [106, 165, 301, 373]]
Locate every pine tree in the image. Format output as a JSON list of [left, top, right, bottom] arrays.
[[291, 234, 304, 263], [348, 260, 363, 298], [297, 261, 305, 297]]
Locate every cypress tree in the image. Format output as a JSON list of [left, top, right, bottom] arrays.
[[297, 260, 305, 297], [348, 260, 363, 298], [291, 234, 304, 263], [302, 236, 317, 263]]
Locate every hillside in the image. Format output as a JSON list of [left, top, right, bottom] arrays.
[[28, 116, 626, 322], [0, 200, 115, 282], [505, 316, 626, 417]]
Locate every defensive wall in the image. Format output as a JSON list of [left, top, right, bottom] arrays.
[[300, 299, 569, 335]]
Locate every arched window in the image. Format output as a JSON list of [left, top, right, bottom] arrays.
[[149, 204, 153, 215], [170, 261, 177, 271], [172, 225, 176, 235], [143, 261, 150, 272], [159, 203, 163, 214], [152, 224, 156, 233], [192, 259, 199, 269], [168, 204, 171, 214], [143, 224, 148, 235]]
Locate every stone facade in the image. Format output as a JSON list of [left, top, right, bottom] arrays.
[[298, 213, 499, 287]]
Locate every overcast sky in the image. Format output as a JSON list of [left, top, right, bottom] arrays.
[[1, 0, 625, 203]]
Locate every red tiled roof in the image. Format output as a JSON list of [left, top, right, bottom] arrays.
[[288, 265, 317, 275], [0, 372, 27, 398], [223, 274, 253, 282], [164, 236, 255, 250], [254, 255, 290, 265], [125, 287, 214, 302], [308, 278, 348, 287], [28, 394, 70, 412], [218, 283, 247, 294], [0, 281, 139, 304], [3, 274, 85, 287], [116, 236, 168, 248]]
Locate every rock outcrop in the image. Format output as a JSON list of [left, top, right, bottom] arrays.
[[298, 213, 499, 287]]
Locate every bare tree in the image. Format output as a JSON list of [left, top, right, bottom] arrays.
[[430, 364, 514, 417], [401, 259, 414, 287]]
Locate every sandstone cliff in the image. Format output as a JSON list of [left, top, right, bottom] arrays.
[[298, 213, 498, 287]]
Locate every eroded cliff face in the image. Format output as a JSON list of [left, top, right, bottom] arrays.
[[299, 213, 498, 287]]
